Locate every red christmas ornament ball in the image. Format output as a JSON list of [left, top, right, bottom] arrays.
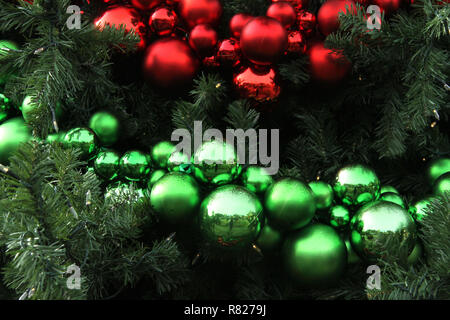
[[233, 66, 281, 102], [189, 24, 218, 57], [297, 10, 317, 37], [216, 38, 241, 65], [131, 0, 162, 10], [178, 0, 223, 29], [287, 31, 306, 54], [308, 41, 351, 83], [142, 38, 199, 88], [95, 7, 146, 49], [272, 0, 309, 11], [240, 17, 288, 65], [149, 6, 178, 36], [229, 13, 253, 39], [266, 2, 297, 29], [373, 0, 402, 14], [317, 0, 358, 36]]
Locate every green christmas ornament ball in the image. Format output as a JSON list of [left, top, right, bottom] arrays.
[[343, 235, 361, 264], [46, 131, 66, 143], [94, 150, 121, 181], [150, 172, 201, 224], [433, 172, 450, 196], [329, 205, 350, 229], [89, 111, 120, 147], [308, 181, 334, 210], [0, 117, 31, 164], [148, 169, 166, 188], [380, 192, 406, 209], [0, 40, 19, 84], [264, 178, 316, 231], [241, 166, 274, 194], [63, 127, 98, 160], [119, 150, 151, 181], [199, 185, 263, 248], [350, 201, 416, 263], [167, 151, 192, 173], [192, 140, 241, 185], [151, 141, 176, 168], [255, 219, 283, 252], [426, 158, 450, 185], [380, 185, 399, 195], [282, 224, 347, 287], [409, 196, 436, 222], [21, 96, 63, 123]]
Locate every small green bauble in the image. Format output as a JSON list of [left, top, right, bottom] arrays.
[[343, 235, 361, 264], [167, 151, 193, 173], [0, 93, 11, 123], [409, 196, 436, 222], [308, 181, 334, 210], [21, 96, 63, 123], [148, 169, 166, 188], [241, 166, 274, 194], [0, 40, 19, 84], [150, 172, 201, 224], [199, 185, 263, 248], [282, 224, 347, 287], [192, 140, 241, 185], [105, 182, 149, 207], [94, 150, 121, 181], [380, 185, 399, 195], [426, 158, 450, 186], [0, 117, 31, 164], [119, 150, 151, 181], [255, 219, 283, 252], [46, 131, 66, 143], [350, 201, 416, 263], [264, 178, 316, 231], [151, 141, 176, 168], [380, 192, 406, 209], [433, 172, 450, 196], [62, 127, 98, 160], [329, 205, 350, 229], [89, 111, 120, 147], [333, 164, 380, 207], [407, 240, 423, 266]]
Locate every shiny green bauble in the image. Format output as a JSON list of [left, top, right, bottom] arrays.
[[343, 235, 361, 264], [329, 205, 350, 228], [380, 192, 406, 209], [380, 185, 399, 195], [255, 219, 283, 252], [94, 150, 121, 181], [0, 117, 31, 164], [119, 150, 151, 181], [333, 164, 380, 206], [150, 172, 201, 224], [151, 141, 176, 168], [167, 151, 193, 173], [0, 40, 19, 84], [407, 240, 423, 266], [46, 131, 66, 143], [148, 169, 166, 188], [0, 93, 11, 123], [192, 140, 241, 185], [426, 158, 450, 186], [409, 196, 436, 222], [199, 185, 263, 248], [21, 96, 63, 123], [89, 111, 120, 147], [308, 181, 334, 210], [105, 182, 149, 207], [282, 224, 347, 287], [350, 201, 417, 263], [62, 127, 98, 160], [433, 172, 450, 196], [241, 166, 274, 194], [264, 178, 316, 231]]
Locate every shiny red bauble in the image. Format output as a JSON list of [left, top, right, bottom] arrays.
[[216, 38, 241, 65], [266, 2, 297, 29], [229, 13, 253, 39], [308, 41, 351, 83], [189, 24, 218, 57], [95, 7, 146, 49], [142, 38, 199, 88], [178, 0, 223, 29], [297, 10, 317, 37], [287, 31, 306, 54], [317, 0, 357, 36], [233, 66, 281, 102], [131, 0, 162, 10], [272, 0, 309, 11], [149, 7, 178, 36], [240, 17, 288, 65], [373, 0, 402, 14]]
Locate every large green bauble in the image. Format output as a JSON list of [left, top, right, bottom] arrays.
[[94, 150, 121, 181], [167, 151, 193, 173], [0, 40, 19, 84], [151, 141, 176, 168], [0, 93, 11, 123], [329, 205, 350, 229], [426, 158, 450, 186], [199, 185, 263, 248], [241, 166, 274, 194], [21, 96, 63, 123], [433, 172, 450, 196], [63, 127, 98, 160], [308, 181, 334, 210], [0, 117, 31, 164], [350, 201, 416, 263], [343, 235, 361, 264], [333, 164, 380, 206], [89, 111, 120, 147], [380, 185, 399, 195], [192, 140, 241, 185], [380, 192, 406, 209], [150, 172, 200, 224], [409, 196, 436, 222], [255, 219, 283, 252], [282, 224, 347, 287], [147, 169, 166, 188], [119, 150, 151, 181], [264, 178, 316, 231]]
